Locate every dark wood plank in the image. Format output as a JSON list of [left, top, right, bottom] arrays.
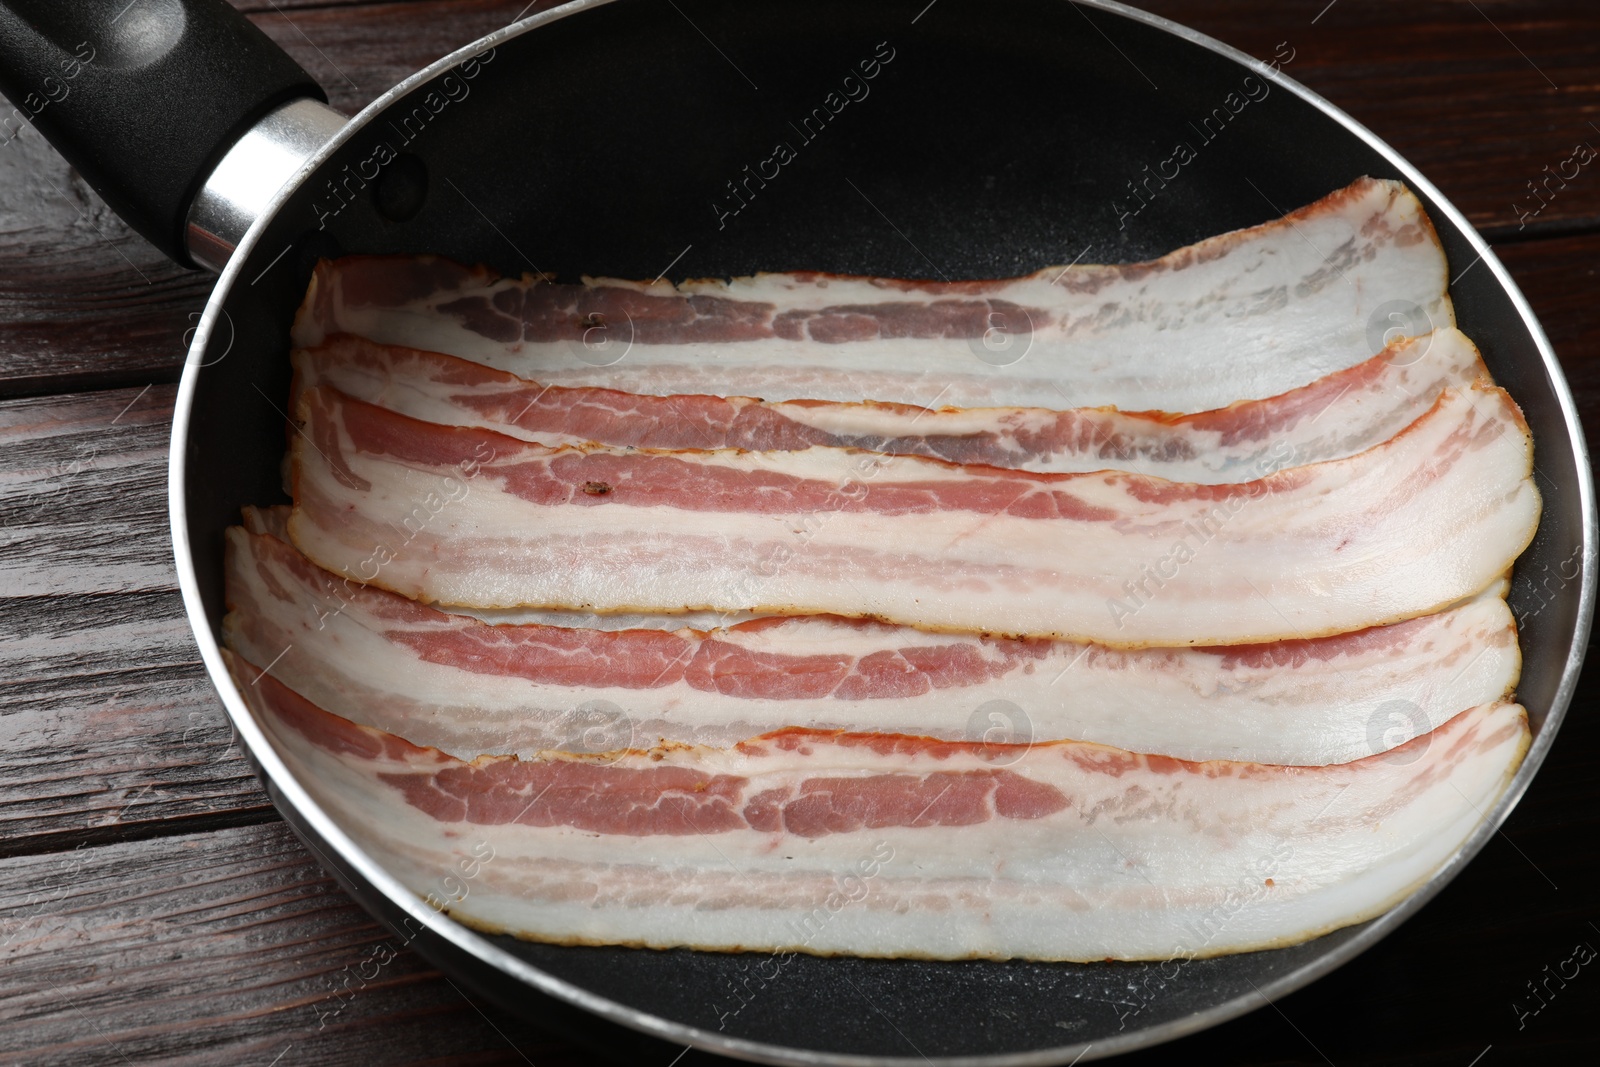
[[0, 821, 588, 1066], [247, 1, 553, 114], [0, 386, 173, 596], [1498, 232, 1600, 442], [0, 386, 274, 857], [1137, 0, 1600, 241], [230, 0, 449, 11], [0, 126, 210, 399], [0, 0, 539, 400]]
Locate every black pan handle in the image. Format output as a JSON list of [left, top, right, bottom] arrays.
[[0, 0, 326, 264]]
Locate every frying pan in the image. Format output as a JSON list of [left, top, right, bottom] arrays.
[[2, 0, 1592, 1062]]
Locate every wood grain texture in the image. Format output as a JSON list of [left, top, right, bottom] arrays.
[[0, 821, 588, 1066], [1137, 0, 1600, 241], [0, 385, 172, 596], [0, 0, 541, 399], [1498, 232, 1600, 449], [246, 0, 547, 114], [0, 386, 273, 857]]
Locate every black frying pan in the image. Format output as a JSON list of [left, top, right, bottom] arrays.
[[1, 1, 1592, 1063]]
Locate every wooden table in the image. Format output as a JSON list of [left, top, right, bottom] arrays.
[[2, 2, 1596, 1064]]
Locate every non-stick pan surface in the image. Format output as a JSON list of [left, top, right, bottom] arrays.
[[116, 0, 1594, 1062]]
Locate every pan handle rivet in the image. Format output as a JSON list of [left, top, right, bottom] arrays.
[[375, 153, 429, 223]]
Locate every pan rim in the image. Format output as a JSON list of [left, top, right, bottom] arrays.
[[167, 1, 1598, 1063]]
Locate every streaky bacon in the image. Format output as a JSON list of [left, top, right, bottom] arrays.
[[290, 177, 1451, 413], [291, 327, 1484, 482], [232, 652, 1530, 962], [286, 382, 1538, 647], [225, 513, 1519, 765]]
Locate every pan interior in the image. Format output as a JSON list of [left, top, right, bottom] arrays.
[[180, 0, 1589, 1060]]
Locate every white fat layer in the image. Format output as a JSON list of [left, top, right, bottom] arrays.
[[287, 383, 1538, 647], [253, 175, 1537, 966], [238, 666, 1527, 963], [296, 327, 1484, 484], [225, 526, 1518, 765], [294, 179, 1450, 412]]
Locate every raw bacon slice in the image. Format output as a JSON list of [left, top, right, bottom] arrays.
[[286, 383, 1538, 647], [290, 178, 1450, 412], [225, 515, 1518, 765], [292, 327, 1485, 483], [232, 654, 1530, 962]]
